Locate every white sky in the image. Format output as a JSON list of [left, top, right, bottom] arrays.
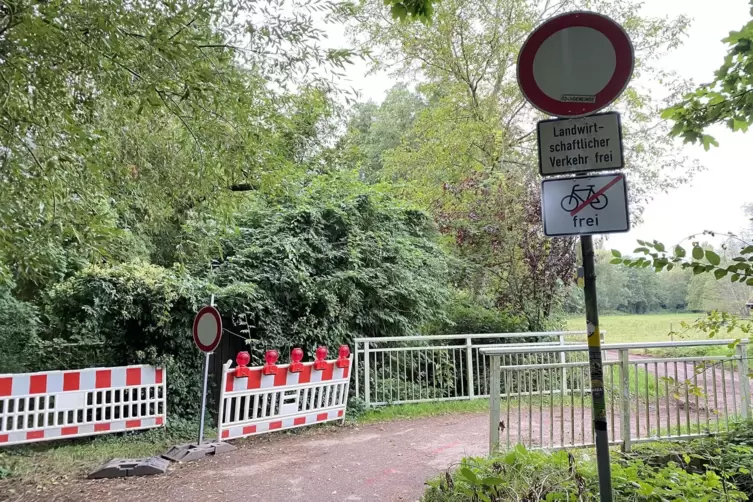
[[328, 0, 752, 253]]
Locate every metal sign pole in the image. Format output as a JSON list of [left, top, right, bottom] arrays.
[[197, 294, 215, 445], [198, 352, 210, 445], [581, 235, 612, 501]]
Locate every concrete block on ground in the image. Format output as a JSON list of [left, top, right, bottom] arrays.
[[162, 441, 236, 462], [88, 457, 170, 479]]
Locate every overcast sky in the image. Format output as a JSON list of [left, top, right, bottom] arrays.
[[329, 0, 752, 253]]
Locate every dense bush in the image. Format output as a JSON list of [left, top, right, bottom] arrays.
[[212, 186, 451, 353], [424, 422, 753, 501], [426, 293, 527, 336], [0, 287, 42, 373], [423, 444, 747, 501], [42, 262, 209, 418], [37, 182, 453, 418]]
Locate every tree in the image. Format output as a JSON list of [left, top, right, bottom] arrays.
[[0, 0, 355, 292], [348, 0, 696, 328], [593, 250, 630, 312], [685, 272, 723, 312], [341, 84, 426, 181], [617, 234, 753, 317], [657, 266, 692, 310], [663, 0, 753, 147]]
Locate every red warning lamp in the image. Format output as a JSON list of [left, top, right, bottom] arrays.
[[336, 345, 350, 369], [314, 346, 328, 370], [235, 351, 252, 378], [263, 349, 279, 375], [237, 351, 251, 367], [289, 347, 304, 373]]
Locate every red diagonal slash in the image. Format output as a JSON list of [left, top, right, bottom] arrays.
[[570, 174, 624, 216]]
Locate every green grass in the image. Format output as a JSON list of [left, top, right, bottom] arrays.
[[356, 398, 492, 423], [0, 421, 207, 486], [567, 312, 747, 356], [606, 364, 665, 398]]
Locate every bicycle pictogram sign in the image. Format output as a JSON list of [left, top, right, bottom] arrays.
[[560, 185, 608, 212], [540, 173, 629, 237]]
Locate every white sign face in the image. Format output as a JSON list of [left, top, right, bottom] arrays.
[[541, 174, 629, 236], [538, 112, 623, 176], [533, 27, 616, 103], [196, 314, 219, 347]]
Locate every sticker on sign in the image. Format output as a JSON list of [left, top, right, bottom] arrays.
[[541, 173, 629, 236], [538, 112, 623, 176]]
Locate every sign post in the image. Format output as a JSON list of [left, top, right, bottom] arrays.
[[517, 10, 634, 502], [163, 298, 235, 463], [192, 297, 223, 445]]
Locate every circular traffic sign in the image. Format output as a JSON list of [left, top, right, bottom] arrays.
[[517, 11, 634, 118], [192, 305, 222, 353]]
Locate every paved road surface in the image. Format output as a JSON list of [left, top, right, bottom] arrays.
[[6, 414, 489, 502]]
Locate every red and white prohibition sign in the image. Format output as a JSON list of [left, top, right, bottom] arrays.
[[193, 305, 222, 353], [517, 11, 634, 118]]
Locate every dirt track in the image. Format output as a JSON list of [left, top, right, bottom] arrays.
[[3, 414, 490, 502]]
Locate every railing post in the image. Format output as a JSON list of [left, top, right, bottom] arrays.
[[354, 341, 360, 400], [217, 359, 233, 442], [489, 354, 501, 455], [466, 337, 475, 400], [737, 340, 750, 420], [560, 333, 567, 397], [364, 341, 371, 408], [619, 349, 631, 452]]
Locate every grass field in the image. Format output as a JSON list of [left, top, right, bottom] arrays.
[[566, 312, 744, 343], [566, 312, 747, 356]]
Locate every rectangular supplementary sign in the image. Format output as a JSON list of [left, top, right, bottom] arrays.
[[541, 173, 629, 237], [537, 112, 623, 176]]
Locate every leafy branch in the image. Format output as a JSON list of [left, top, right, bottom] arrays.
[[612, 236, 753, 285], [663, 2, 753, 146]]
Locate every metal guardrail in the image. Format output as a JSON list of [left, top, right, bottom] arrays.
[[354, 331, 602, 407], [482, 339, 751, 453]]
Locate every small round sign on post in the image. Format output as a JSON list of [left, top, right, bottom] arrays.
[[193, 305, 222, 353], [517, 11, 634, 118], [193, 303, 222, 446]]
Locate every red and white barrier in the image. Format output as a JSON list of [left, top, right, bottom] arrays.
[[217, 346, 352, 441], [0, 365, 166, 446]]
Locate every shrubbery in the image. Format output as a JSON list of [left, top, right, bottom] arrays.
[[42, 262, 209, 418], [0, 287, 42, 373], [212, 188, 451, 351], [427, 293, 527, 336], [423, 421, 753, 501], [5, 183, 453, 419]]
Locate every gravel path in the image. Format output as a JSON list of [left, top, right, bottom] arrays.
[[3, 414, 490, 502]]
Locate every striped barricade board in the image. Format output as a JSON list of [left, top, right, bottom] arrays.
[[0, 365, 166, 446], [218, 355, 352, 441]]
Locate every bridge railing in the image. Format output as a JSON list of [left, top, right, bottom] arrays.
[[482, 339, 751, 453], [353, 331, 603, 407]]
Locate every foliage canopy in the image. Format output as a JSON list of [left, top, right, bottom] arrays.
[[664, 0, 753, 147]]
